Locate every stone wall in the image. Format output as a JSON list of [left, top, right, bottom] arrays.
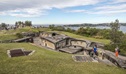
[[71, 40, 87, 48], [40, 33, 50, 38], [41, 39, 55, 49], [56, 39, 67, 49]]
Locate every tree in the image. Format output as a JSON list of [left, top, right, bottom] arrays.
[[21, 22, 25, 27], [15, 21, 22, 28], [15, 22, 18, 28], [110, 19, 123, 45], [1, 23, 7, 28], [0, 23, 8, 29], [55, 26, 65, 31], [66, 28, 72, 32], [25, 21, 32, 26], [49, 25, 55, 30], [16, 33, 23, 38], [18, 21, 22, 27]]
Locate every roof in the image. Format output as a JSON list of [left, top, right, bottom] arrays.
[[59, 46, 83, 54], [13, 37, 32, 42], [41, 34, 69, 43]]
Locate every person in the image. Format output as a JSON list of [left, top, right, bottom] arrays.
[[115, 47, 119, 57], [93, 45, 98, 56]]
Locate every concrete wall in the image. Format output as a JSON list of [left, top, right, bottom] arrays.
[[71, 40, 87, 48], [40, 33, 50, 38], [56, 40, 67, 49], [41, 39, 55, 49]]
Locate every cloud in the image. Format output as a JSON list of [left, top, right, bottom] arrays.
[[8, 8, 47, 17], [66, 0, 126, 15], [0, 0, 101, 17], [95, 4, 126, 10], [0, 0, 126, 17], [66, 10, 87, 13], [92, 10, 126, 14], [93, 3, 126, 14], [0, 8, 47, 17], [114, 0, 126, 3]]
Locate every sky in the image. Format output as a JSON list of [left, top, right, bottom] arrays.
[[0, 0, 126, 24]]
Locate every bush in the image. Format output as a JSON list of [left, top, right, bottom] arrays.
[[104, 43, 126, 56], [104, 44, 116, 52], [97, 29, 111, 39], [16, 33, 23, 38]]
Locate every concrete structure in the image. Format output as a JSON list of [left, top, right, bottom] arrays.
[[59, 46, 83, 54], [7, 48, 35, 57], [70, 38, 87, 48], [103, 50, 126, 68], [13, 37, 33, 43], [39, 31, 69, 49], [39, 31, 88, 53]]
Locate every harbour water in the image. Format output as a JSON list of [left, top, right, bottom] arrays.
[[64, 26, 126, 33]]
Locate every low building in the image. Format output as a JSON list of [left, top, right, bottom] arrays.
[[39, 31, 88, 50], [39, 31, 69, 49]]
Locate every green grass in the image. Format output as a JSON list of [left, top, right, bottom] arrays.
[[0, 43, 126, 74], [4, 27, 51, 34], [51, 31, 110, 44], [0, 35, 17, 41], [0, 27, 51, 40]]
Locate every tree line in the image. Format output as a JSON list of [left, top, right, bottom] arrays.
[[0, 20, 32, 30], [0, 23, 9, 30], [63, 23, 126, 27], [15, 20, 32, 28]]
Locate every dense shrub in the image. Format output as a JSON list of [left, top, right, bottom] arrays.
[[104, 44, 116, 52], [104, 42, 126, 56], [16, 33, 23, 38], [49, 25, 65, 31], [66, 28, 76, 33], [97, 29, 110, 39]]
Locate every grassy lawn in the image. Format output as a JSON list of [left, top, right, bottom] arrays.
[[51, 31, 110, 44], [0, 27, 51, 41], [0, 35, 17, 41], [0, 43, 126, 74]]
